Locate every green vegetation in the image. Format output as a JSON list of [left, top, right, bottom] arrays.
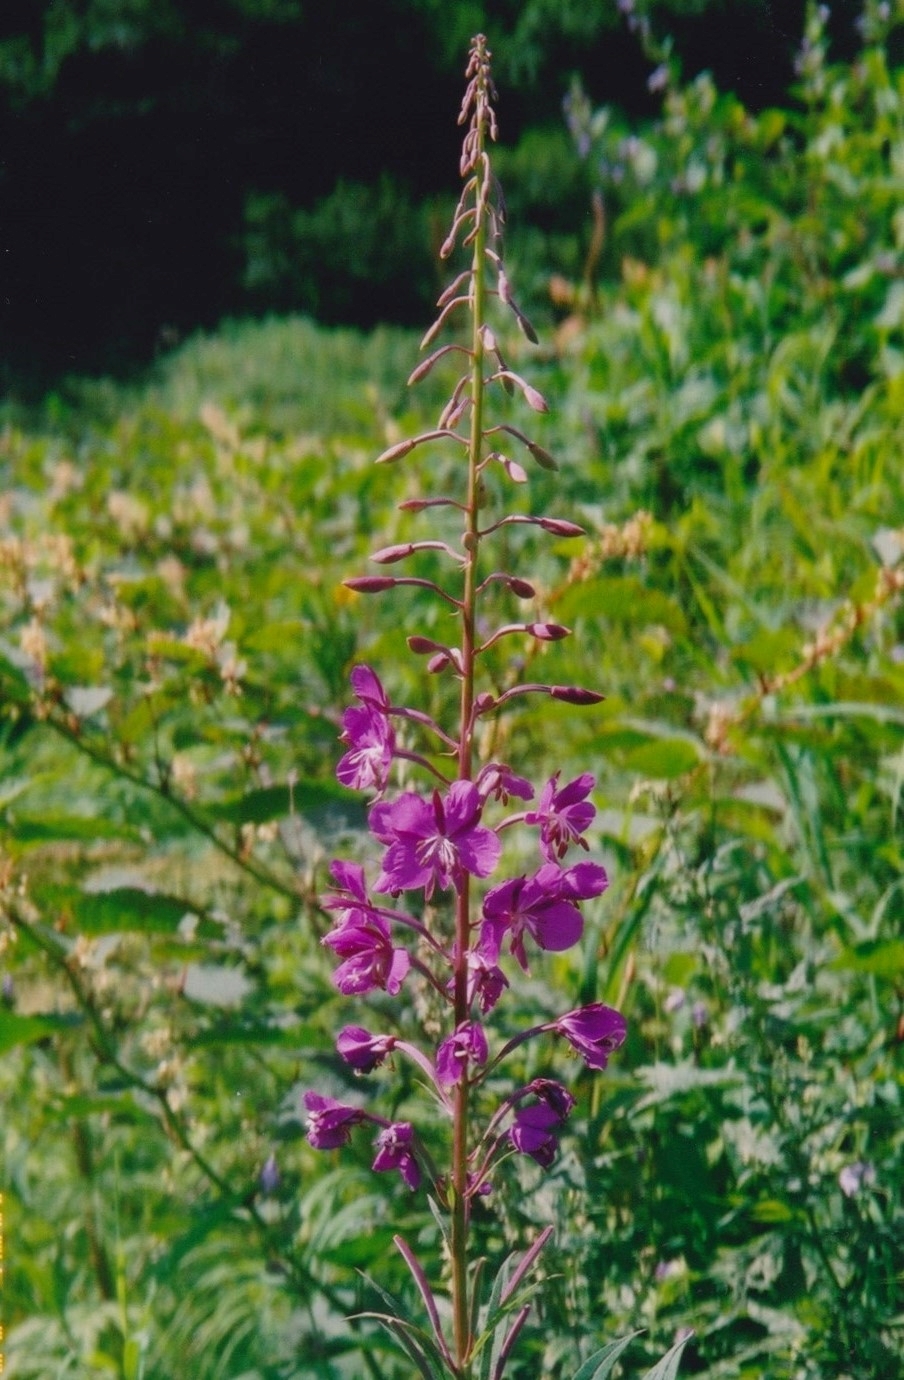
[[1, 7, 902, 1378]]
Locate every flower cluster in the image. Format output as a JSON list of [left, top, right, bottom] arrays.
[[307, 662, 626, 1191]]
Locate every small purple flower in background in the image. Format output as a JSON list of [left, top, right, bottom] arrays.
[[509, 1081, 575, 1168], [839, 1160, 876, 1198], [373, 1122, 421, 1189], [554, 1004, 627, 1070], [260, 1152, 280, 1194], [337, 1025, 398, 1073], [436, 1021, 488, 1087], [526, 771, 596, 862], [480, 860, 608, 970], [647, 64, 669, 94], [303, 1091, 366, 1149], [664, 987, 685, 1014], [370, 781, 501, 898]]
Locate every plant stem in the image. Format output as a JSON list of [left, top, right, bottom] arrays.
[[450, 78, 489, 1380]]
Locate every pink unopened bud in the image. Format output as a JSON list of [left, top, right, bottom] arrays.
[[550, 686, 605, 704], [345, 577, 399, 594], [508, 577, 536, 598], [538, 518, 584, 537]]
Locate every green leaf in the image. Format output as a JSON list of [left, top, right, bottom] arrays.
[[122, 1336, 143, 1380], [476, 1254, 515, 1380], [39, 884, 219, 938], [638, 1331, 694, 1380], [357, 1276, 450, 1380], [368, 1315, 446, 1380], [0, 1010, 82, 1053], [571, 1331, 641, 1380], [13, 812, 139, 843], [832, 939, 904, 978], [751, 1198, 798, 1224], [211, 780, 365, 827], [621, 738, 700, 779]]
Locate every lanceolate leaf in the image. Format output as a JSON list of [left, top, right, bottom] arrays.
[[0, 1010, 82, 1054], [211, 780, 366, 828], [356, 1276, 450, 1380], [570, 1331, 642, 1380], [639, 1331, 694, 1380], [357, 1312, 447, 1379]]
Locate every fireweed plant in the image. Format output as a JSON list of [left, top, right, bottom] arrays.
[[304, 38, 689, 1380]]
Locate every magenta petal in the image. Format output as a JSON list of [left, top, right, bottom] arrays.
[[372, 1122, 421, 1190], [303, 1091, 364, 1149], [457, 825, 502, 878], [386, 946, 412, 995], [374, 840, 432, 894], [328, 859, 368, 899], [556, 1003, 627, 1069], [350, 664, 389, 707], [442, 778, 483, 825], [561, 861, 609, 900], [556, 772, 595, 806], [509, 1104, 560, 1166], [336, 1025, 396, 1072], [529, 899, 583, 952]]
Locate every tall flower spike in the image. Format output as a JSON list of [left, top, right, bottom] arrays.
[[304, 37, 629, 1379]]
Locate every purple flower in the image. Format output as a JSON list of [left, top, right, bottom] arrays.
[[336, 666, 395, 792], [337, 705, 395, 792], [509, 1080, 575, 1167], [554, 1004, 627, 1070], [510, 1103, 561, 1166], [322, 861, 411, 995], [259, 1153, 280, 1194], [323, 910, 411, 996], [525, 771, 596, 862], [336, 1025, 397, 1073], [372, 1122, 421, 1189], [480, 861, 608, 970], [303, 1091, 366, 1149], [529, 1078, 577, 1120], [436, 1021, 489, 1087], [370, 781, 501, 898], [476, 761, 534, 804], [839, 1161, 876, 1198], [509, 1082, 575, 1168], [647, 64, 669, 94]]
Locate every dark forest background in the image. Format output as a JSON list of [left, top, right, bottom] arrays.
[[0, 0, 876, 391]]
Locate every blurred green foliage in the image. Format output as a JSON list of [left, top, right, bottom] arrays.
[[1, 6, 903, 1378]]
